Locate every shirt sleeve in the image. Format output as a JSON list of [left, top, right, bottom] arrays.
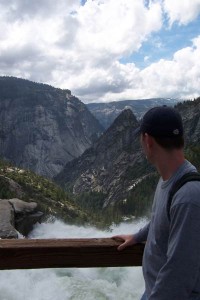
[[134, 222, 150, 243], [149, 202, 200, 300]]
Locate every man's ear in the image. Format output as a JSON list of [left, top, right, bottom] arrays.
[[144, 133, 154, 149]]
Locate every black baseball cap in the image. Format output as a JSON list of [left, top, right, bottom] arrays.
[[137, 106, 183, 138]]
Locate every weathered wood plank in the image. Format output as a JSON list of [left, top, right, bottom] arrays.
[[0, 238, 144, 270]]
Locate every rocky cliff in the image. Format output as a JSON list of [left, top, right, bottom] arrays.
[[0, 77, 103, 178], [55, 109, 152, 207]]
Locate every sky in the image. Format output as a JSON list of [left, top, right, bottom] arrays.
[[0, 0, 200, 103]]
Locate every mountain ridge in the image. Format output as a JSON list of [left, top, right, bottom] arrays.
[[87, 98, 181, 129]]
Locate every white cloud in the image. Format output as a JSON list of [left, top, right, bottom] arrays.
[[54, 0, 163, 99], [0, 0, 80, 20], [0, 0, 164, 101], [78, 35, 200, 102], [73, 0, 162, 57], [138, 36, 200, 99], [163, 0, 200, 26], [0, 0, 199, 102]]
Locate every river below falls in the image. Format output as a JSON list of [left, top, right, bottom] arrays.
[[0, 218, 147, 300]]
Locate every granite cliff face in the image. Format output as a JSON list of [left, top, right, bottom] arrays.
[[55, 109, 151, 206], [0, 77, 103, 178]]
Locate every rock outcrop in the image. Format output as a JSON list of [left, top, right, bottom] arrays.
[[0, 200, 17, 239], [0, 76, 103, 178], [0, 198, 42, 238]]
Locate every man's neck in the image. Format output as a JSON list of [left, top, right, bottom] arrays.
[[155, 150, 185, 181]]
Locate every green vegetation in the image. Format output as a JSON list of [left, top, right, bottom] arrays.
[[0, 158, 88, 224], [74, 191, 117, 228], [75, 191, 107, 212], [73, 174, 157, 227], [185, 144, 200, 171], [0, 76, 71, 100], [175, 96, 200, 109], [117, 173, 158, 218], [0, 176, 16, 199], [124, 158, 154, 181], [74, 192, 130, 228]]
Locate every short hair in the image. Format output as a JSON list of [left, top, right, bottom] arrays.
[[153, 135, 184, 150]]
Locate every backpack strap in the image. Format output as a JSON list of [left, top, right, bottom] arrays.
[[167, 172, 200, 220]]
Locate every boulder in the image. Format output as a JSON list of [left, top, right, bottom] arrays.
[[8, 198, 37, 214], [0, 200, 18, 239], [15, 211, 43, 237], [0, 198, 43, 239]]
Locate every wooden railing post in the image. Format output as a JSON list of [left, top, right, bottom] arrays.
[[0, 238, 144, 270]]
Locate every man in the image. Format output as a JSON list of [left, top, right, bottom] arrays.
[[113, 106, 200, 300]]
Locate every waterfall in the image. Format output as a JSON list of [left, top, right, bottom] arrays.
[[0, 218, 146, 300]]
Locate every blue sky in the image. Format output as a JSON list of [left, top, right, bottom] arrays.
[[80, 0, 87, 5], [127, 15, 200, 68], [0, 0, 200, 102]]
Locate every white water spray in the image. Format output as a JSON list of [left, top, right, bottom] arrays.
[[0, 218, 146, 300]]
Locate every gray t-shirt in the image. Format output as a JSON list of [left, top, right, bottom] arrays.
[[135, 160, 200, 299]]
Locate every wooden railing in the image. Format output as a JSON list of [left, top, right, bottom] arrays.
[[0, 238, 144, 270]]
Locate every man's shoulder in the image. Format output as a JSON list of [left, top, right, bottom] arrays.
[[172, 180, 200, 208]]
